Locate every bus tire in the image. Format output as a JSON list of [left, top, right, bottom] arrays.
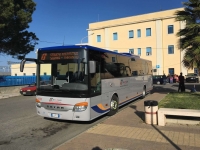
[[107, 95, 119, 116], [141, 87, 146, 99]]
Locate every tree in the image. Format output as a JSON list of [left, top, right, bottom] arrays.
[[0, 0, 39, 57], [175, 0, 200, 75]]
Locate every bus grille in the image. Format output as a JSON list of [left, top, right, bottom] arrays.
[[42, 104, 69, 111]]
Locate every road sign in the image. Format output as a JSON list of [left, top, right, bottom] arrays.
[[156, 65, 160, 69]]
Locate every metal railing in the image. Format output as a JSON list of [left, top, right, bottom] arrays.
[[0, 75, 50, 87]]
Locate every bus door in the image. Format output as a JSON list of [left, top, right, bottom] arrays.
[[90, 62, 105, 118]]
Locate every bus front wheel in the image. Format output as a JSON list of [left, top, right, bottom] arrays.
[[108, 95, 119, 116]]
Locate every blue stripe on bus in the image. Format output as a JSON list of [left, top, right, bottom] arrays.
[[91, 105, 110, 113], [119, 94, 142, 107]]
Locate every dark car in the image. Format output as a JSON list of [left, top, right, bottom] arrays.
[[153, 75, 164, 84], [185, 73, 200, 83], [20, 82, 36, 96]]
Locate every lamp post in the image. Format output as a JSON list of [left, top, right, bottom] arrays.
[[35, 49, 38, 59], [80, 33, 94, 44]]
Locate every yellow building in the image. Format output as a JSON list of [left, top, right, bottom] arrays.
[[11, 63, 36, 76], [11, 63, 51, 76], [87, 8, 194, 76]]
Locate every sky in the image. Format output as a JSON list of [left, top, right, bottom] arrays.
[[0, 0, 184, 67]]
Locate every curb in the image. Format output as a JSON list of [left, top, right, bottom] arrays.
[[0, 93, 21, 99]]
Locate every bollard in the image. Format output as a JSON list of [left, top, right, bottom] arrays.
[[144, 100, 158, 124]]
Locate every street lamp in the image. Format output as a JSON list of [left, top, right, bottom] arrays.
[[80, 33, 94, 44]]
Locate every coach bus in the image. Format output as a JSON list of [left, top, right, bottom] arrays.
[[20, 45, 153, 121]]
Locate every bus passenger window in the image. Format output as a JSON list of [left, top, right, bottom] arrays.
[[90, 63, 101, 93], [132, 71, 138, 76]]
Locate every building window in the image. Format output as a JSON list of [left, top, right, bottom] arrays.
[[137, 29, 141, 37], [146, 28, 151, 36], [129, 49, 134, 54], [113, 50, 118, 53], [194, 68, 198, 74], [129, 30, 134, 38], [23, 73, 26, 76], [169, 68, 174, 75], [168, 25, 174, 34], [44, 72, 47, 75], [146, 47, 152, 56], [97, 35, 101, 42], [168, 45, 174, 54], [138, 48, 141, 56], [15, 74, 17, 76], [113, 32, 118, 40], [32, 73, 35, 76], [112, 57, 116, 62]]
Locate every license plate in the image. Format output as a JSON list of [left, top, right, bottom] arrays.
[[23, 92, 26, 94], [51, 113, 60, 118]]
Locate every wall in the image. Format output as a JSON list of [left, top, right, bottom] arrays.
[[88, 8, 193, 76], [11, 63, 36, 76], [11, 64, 51, 76]]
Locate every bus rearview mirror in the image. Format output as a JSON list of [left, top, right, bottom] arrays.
[[20, 59, 26, 72], [20, 58, 37, 72], [89, 61, 96, 73]]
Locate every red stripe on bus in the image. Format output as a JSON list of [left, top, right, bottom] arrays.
[[42, 102, 72, 105]]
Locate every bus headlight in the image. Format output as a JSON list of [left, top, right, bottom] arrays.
[[36, 98, 41, 108], [73, 102, 88, 112], [36, 102, 41, 108]]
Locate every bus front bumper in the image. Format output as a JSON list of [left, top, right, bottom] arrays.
[[36, 106, 91, 121]]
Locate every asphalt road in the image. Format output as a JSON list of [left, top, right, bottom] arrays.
[[0, 95, 111, 150], [0, 83, 199, 150]]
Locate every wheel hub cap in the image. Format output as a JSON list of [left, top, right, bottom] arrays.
[[111, 100, 117, 110]]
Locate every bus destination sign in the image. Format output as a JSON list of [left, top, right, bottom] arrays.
[[40, 52, 79, 60]]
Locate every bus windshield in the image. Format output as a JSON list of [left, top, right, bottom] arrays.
[[37, 49, 89, 97]]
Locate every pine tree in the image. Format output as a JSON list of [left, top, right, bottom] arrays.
[[0, 0, 39, 56]]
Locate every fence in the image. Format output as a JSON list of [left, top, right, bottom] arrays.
[[0, 75, 51, 87]]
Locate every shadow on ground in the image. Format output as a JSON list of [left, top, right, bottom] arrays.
[[129, 104, 182, 150]]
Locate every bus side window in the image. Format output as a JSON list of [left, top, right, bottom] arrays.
[[90, 62, 101, 93], [132, 71, 138, 76]]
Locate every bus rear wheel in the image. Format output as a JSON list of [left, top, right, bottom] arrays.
[[108, 95, 119, 116], [141, 87, 146, 99]]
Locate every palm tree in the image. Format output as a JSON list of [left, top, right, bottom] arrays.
[[175, 0, 200, 75]]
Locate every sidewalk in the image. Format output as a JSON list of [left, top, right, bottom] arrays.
[[55, 89, 200, 150]]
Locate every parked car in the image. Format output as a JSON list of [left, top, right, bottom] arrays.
[[153, 75, 164, 84], [185, 73, 200, 83], [20, 82, 36, 96]]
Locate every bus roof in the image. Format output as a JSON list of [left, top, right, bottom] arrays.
[[38, 45, 140, 58]]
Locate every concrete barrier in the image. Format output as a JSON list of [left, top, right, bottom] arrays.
[[0, 85, 26, 99], [158, 108, 200, 126]]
